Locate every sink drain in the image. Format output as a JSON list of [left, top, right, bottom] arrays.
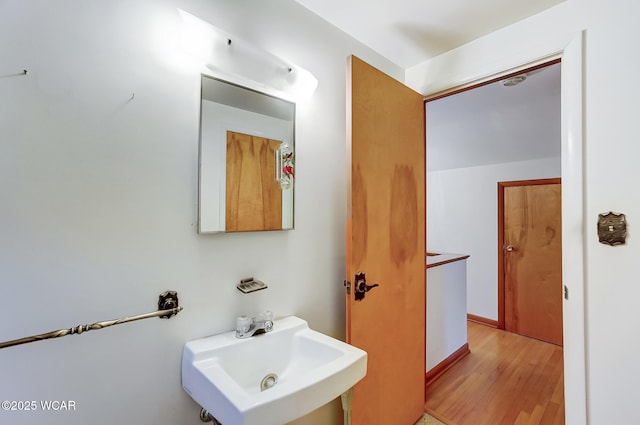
[[260, 373, 278, 391]]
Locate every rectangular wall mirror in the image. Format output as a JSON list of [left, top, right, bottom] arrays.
[[198, 75, 295, 233]]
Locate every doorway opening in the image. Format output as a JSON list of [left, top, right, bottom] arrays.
[[424, 60, 566, 423]]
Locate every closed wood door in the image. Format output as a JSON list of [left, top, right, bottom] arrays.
[[226, 131, 282, 231], [346, 56, 426, 425], [500, 179, 562, 345]]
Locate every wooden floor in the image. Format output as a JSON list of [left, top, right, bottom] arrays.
[[425, 321, 564, 425]]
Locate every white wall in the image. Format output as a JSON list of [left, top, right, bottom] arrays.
[[427, 158, 560, 320], [0, 1, 402, 424], [412, 0, 640, 423], [426, 259, 468, 371]]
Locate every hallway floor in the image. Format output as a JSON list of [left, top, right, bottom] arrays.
[[424, 321, 564, 425]]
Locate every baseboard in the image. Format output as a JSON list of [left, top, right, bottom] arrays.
[[467, 313, 499, 328], [425, 343, 470, 389]]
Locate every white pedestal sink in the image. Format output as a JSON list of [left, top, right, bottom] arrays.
[[182, 316, 367, 425]]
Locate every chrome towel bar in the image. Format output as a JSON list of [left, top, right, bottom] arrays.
[[0, 290, 182, 350]]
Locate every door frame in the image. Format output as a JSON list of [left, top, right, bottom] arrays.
[[497, 178, 562, 330], [422, 33, 586, 424]]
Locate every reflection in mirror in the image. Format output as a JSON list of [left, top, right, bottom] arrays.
[[198, 75, 295, 233]]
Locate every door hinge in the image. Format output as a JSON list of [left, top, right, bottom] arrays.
[[343, 280, 351, 295], [564, 285, 569, 300]]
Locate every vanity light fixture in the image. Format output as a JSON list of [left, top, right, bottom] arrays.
[[178, 9, 318, 102]]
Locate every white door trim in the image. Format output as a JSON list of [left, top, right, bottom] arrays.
[[559, 32, 587, 425]]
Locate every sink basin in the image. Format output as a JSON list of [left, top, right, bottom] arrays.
[[181, 316, 367, 425]]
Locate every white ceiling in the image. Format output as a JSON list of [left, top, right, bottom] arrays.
[[294, 1, 563, 172], [426, 63, 561, 171], [295, 0, 566, 68]]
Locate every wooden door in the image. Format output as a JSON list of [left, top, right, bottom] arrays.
[[346, 56, 426, 425], [500, 179, 562, 345], [226, 131, 282, 231]]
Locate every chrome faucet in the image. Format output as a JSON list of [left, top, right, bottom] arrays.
[[236, 310, 274, 339]]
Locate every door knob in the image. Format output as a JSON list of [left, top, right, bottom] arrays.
[[354, 272, 379, 301], [505, 245, 515, 252]]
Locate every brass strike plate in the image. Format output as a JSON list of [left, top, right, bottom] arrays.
[[597, 211, 627, 246]]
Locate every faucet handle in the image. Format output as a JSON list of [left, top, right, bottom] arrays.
[[236, 315, 252, 334], [261, 310, 274, 332]]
